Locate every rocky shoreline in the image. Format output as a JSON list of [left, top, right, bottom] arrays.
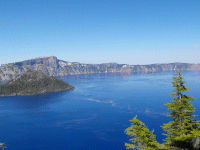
[[0, 56, 200, 82]]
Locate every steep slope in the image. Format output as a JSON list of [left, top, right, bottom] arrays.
[[0, 70, 74, 96], [0, 56, 200, 82]]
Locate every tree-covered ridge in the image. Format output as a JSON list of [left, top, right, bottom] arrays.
[[0, 70, 75, 96], [125, 69, 200, 150]]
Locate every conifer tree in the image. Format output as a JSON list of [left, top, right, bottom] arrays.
[[124, 115, 162, 150], [162, 69, 200, 149], [125, 69, 200, 149]]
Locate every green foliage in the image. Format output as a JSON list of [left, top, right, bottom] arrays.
[[0, 70, 74, 96], [162, 69, 200, 149], [125, 69, 200, 150], [124, 115, 162, 150]]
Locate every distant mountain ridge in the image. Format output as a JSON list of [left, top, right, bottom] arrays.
[[0, 56, 200, 81]]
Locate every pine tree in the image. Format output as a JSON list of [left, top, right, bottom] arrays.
[[124, 115, 162, 150], [162, 69, 200, 149], [125, 69, 200, 149]]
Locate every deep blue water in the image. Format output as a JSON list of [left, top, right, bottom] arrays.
[[0, 71, 200, 150]]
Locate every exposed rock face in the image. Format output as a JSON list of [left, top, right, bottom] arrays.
[[14, 56, 58, 68], [0, 56, 200, 82], [0, 70, 74, 96]]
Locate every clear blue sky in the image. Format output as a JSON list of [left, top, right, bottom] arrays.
[[0, 0, 200, 65]]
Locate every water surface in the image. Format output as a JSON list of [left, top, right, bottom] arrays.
[[0, 71, 200, 149]]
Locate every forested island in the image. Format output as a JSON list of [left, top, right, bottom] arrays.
[[0, 70, 74, 96]]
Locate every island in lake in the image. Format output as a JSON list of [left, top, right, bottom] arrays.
[[1, 56, 200, 82], [0, 70, 75, 97]]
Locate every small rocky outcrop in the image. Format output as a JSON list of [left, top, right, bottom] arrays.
[[0, 70, 74, 96]]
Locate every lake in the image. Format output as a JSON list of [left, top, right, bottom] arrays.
[[0, 71, 200, 150]]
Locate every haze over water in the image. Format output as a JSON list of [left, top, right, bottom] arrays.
[[0, 71, 200, 150]]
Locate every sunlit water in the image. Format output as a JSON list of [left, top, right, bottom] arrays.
[[0, 71, 200, 150]]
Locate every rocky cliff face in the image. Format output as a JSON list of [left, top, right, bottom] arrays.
[[14, 56, 58, 68], [0, 56, 200, 82]]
